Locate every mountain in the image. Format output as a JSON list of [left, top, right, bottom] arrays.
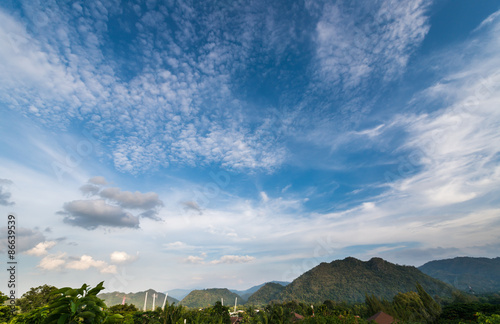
[[164, 288, 195, 301], [246, 282, 286, 305], [419, 257, 500, 293], [278, 257, 454, 303], [231, 281, 289, 301], [180, 288, 243, 308], [99, 289, 179, 309]]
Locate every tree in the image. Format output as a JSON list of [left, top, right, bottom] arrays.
[[16, 285, 58, 313], [0, 291, 16, 323], [416, 282, 442, 322], [43, 281, 122, 324], [475, 312, 500, 324]]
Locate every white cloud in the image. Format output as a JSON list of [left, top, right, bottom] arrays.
[[66, 255, 106, 270], [184, 255, 205, 264], [164, 241, 188, 250], [38, 253, 66, 270], [100, 264, 117, 274], [25, 241, 57, 256], [110, 251, 138, 264], [315, 0, 430, 89], [210, 255, 255, 265]]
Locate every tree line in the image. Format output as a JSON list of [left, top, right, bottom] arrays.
[[1, 282, 500, 323]]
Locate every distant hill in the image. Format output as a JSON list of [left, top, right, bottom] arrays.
[[231, 281, 289, 301], [278, 257, 454, 303], [99, 289, 179, 309], [246, 282, 286, 305], [180, 288, 243, 308], [419, 257, 500, 293]]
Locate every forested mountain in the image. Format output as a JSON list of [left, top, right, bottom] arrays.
[[419, 257, 500, 293], [180, 288, 243, 308], [231, 281, 289, 301], [277, 257, 454, 303], [98, 289, 178, 309], [246, 282, 286, 305]]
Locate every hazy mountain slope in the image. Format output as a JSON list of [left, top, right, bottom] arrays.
[[278, 257, 454, 303], [246, 282, 286, 305], [419, 257, 500, 293], [180, 288, 243, 308], [99, 289, 178, 309]]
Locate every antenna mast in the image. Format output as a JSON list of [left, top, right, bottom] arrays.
[[143, 292, 148, 312], [162, 293, 168, 310]]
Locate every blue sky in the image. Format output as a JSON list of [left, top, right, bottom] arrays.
[[1, 0, 500, 295]]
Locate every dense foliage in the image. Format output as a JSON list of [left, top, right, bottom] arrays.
[[2, 275, 499, 323], [419, 257, 500, 294], [246, 283, 285, 305], [365, 283, 441, 323], [179, 288, 243, 308]]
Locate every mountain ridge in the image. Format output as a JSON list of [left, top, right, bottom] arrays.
[[99, 289, 179, 309], [277, 257, 455, 303], [419, 256, 500, 293]]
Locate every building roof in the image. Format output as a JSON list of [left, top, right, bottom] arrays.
[[230, 317, 242, 324], [291, 312, 304, 321], [367, 311, 397, 324]]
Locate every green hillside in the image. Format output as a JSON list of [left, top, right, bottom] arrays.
[[180, 288, 243, 308], [246, 282, 286, 305], [232, 281, 289, 301], [419, 257, 500, 293], [98, 289, 178, 310], [278, 257, 454, 303]]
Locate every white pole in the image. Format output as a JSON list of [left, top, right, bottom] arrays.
[[143, 292, 148, 312], [221, 298, 223, 306], [152, 293, 157, 310], [234, 297, 237, 313], [162, 293, 168, 310]]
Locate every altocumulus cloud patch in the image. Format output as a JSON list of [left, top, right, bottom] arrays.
[[58, 177, 163, 229]]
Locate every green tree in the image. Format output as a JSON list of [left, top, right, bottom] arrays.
[[16, 285, 58, 313], [416, 282, 441, 322], [0, 291, 16, 323], [475, 312, 500, 324], [160, 302, 184, 324], [43, 281, 122, 324]]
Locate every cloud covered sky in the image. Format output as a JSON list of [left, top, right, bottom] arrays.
[[1, 0, 500, 294]]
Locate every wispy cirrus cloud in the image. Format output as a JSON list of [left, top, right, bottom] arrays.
[[314, 0, 431, 90]]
